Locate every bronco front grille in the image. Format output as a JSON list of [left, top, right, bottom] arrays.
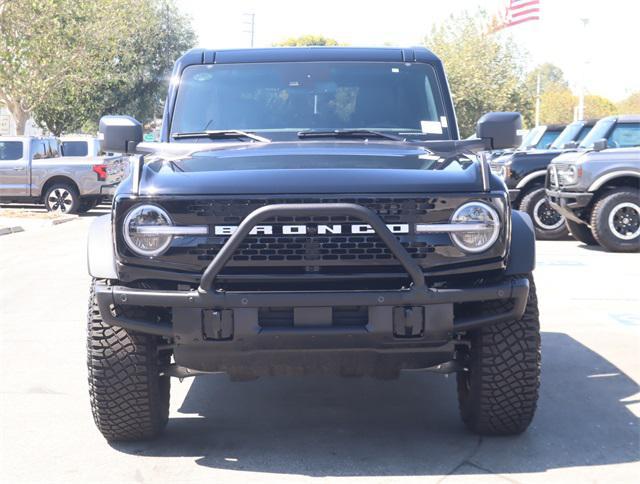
[[178, 197, 441, 267], [116, 193, 508, 275]]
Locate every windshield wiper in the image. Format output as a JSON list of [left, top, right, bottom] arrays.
[[172, 130, 271, 143], [297, 129, 405, 141]]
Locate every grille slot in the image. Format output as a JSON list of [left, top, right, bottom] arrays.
[[189, 235, 435, 263]]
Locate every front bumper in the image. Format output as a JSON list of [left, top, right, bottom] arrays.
[[98, 202, 529, 376], [546, 188, 593, 224], [96, 277, 529, 376]]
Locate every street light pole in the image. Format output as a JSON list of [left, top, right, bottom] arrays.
[[243, 13, 255, 47], [577, 17, 590, 121]]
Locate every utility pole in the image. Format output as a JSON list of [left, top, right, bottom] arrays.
[[577, 17, 590, 121], [535, 72, 541, 126], [243, 13, 255, 47]]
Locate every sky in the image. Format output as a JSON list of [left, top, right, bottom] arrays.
[[176, 0, 640, 102]]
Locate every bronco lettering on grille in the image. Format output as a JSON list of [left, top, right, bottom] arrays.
[[213, 224, 410, 236]]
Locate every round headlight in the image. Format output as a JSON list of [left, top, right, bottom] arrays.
[[123, 204, 173, 257], [565, 165, 578, 184], [450, 202, 501, 253]]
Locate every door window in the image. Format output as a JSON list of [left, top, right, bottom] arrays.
[[607, 123, 640, 148], [0, 141, 23, 160], [31, 140, 48, 159]]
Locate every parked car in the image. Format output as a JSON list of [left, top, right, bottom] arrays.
[[86, 46, 540, 442], [490, 119, 598, 239], [546, 115, 640, 252], [0, 136, 113, 213]]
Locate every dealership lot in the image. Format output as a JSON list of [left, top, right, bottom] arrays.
[[0, 213, 638, 483]]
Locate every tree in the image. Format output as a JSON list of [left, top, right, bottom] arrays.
[[539, 87, 575, 124], [0, 0, 194, 135], [425, 11, 533, 137], [584, 95, 617, 120], [617, 91, 640, 114], [525, 63, 567, 96], [274, 35, 340, 47]]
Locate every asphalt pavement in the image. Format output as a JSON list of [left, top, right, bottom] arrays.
[[0, 214, 638, 483]]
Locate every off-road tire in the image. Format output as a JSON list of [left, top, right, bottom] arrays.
[[566, 219, 597, 246], [87, 280, 170, 441], [43, 182, 80, 214], [457, 275, 541, 435], [590, 189, 640, 252], [519, 187, 568, 240]]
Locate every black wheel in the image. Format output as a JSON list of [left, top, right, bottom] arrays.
[[457, 275, 541, 435], [519, 187, 568, 240], [590, 189, 640, 252], [566, 219, 597, 246], [78, 198, 99, 213], [87, 280, 170, 441], [44, 182, 80, 214]]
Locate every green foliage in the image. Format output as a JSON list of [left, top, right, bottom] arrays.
[[425, 11, 533, 137], [0, 0, 194, 135], [525, 63, 568, 96], [274, 35, 340, 47]]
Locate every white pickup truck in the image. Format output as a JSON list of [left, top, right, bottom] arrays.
[[0, 135, 121, 213]]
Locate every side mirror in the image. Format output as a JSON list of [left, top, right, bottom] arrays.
[[593, 138, 608, 151], [563, 141, 578, 149], [98, 115, 143, 154], [476, 112, 522, 150]]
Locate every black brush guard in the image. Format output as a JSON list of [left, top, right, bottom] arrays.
[[95, 203, 529, 376]]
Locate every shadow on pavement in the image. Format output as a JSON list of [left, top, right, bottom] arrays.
[[112, 332, 639, 477]]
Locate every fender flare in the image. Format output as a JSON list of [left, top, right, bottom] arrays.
[[505, 210, 536, 276], [587, 170, 640, 192], [515, 170, 547, 189], [87, 214, 118, 280]]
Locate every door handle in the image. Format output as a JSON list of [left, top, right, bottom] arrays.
[[13, 167, 25, 171]]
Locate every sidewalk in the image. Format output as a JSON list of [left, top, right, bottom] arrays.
[[0, 207, 76, 235]]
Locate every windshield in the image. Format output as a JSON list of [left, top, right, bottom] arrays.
[[550, 123, 583, 149], [579, 119, 615, 148], [519, 126, 543, 149], [170, 62, 450, 140], [535, 129, 562, 149]]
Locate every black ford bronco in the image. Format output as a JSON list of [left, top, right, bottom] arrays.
[[87, 47, 540, 442]]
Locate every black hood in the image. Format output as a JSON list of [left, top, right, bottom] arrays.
[[137, 141, 487, 196]]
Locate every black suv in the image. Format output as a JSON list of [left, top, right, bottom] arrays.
[[490, 119, 597, 239], [87, 47, 540, 442]]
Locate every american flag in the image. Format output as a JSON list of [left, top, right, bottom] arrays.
[[492, 0, 541, 31]]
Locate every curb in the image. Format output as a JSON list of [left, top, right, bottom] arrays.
[[0, 226, 25, 236], [52, 216, 76, 225]]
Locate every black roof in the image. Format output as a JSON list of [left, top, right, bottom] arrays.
[[178, 46, 441, 65]]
